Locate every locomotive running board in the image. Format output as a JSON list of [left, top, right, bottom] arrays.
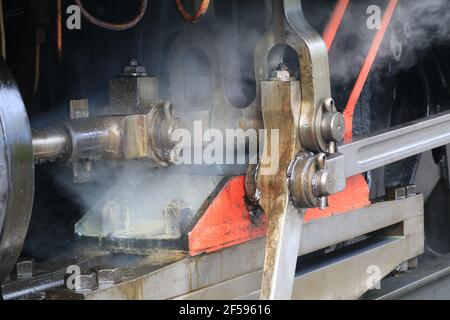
[[45, 193, 423, 300]]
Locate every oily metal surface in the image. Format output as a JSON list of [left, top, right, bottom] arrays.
[[0, 58, 34, 284], [284, 0, 332, 153], [256, 0, 333, 299], [56, 195, 423, 300], [257, 80, 304, 300]]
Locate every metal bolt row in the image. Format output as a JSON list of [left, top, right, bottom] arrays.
[[386, 184, 417, 200], [74, 267, 123, 292]]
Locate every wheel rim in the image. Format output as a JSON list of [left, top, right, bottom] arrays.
[[0, 58, 34, 283]]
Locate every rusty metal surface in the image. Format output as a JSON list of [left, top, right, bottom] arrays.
[[42, 195, 424, 300], [284, 0, 332, 153], [257, 80, 304, 300], [177, 237, 421, 300], [250, 0, 346, 300]]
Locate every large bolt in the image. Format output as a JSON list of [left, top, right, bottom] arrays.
[[93, 267, 122, 286], [270, 70, 291, 82], [74, 273, 97, 292], [163, 198, 192, 237], [122, 57, 147, 77], [313, 169, 334, 196], [406, 185, 417, 197], [319, 98, 345, 144], [386, 186, 406, 200], [288, 152, 321, 208], [321, 111, 345, 142], [270, 62, 293, 81], [318, 196, 328, 210], [16, 258, 35, 279], [408, 257, 418, 269]]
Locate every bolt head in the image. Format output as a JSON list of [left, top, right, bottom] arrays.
[[406, 185, 417, 197], [314, 170, 334, 196], [122, 58, 147, 77], [74, 273, 97, 292], [386, 187, 407, 200], [270, 70, 291, 81], [94, 267, 122, 285], [288, 152, 320, 208], [322, 112, 345, 142], [16, 259, 35, 279]]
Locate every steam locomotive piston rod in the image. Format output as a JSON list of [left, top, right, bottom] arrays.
[[31, 102, 182, 167], [0, 57, 183, 283]]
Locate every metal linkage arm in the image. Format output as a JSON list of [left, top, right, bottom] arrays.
[[328, 110, 450, 194], [255, 0, 342, 300]]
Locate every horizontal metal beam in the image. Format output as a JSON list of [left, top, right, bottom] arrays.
[[47, 195, 422, 300], [176, 235, 421, 300], [340, 110, 450, 177], [298, 194, 423, 255], [362, 253, 450, 300]]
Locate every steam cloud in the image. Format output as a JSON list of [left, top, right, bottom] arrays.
[[332, 0, 450, 83], [45, 0, 450, 241]]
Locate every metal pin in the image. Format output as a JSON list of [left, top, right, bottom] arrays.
[[319, 196, 328, 210]]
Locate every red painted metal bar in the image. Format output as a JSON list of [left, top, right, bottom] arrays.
[[323, 0, 350, 50], [343, 0, 399, 141]]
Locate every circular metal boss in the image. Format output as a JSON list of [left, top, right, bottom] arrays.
[[0, 58, 34, 284], [288, 152, 319, 208]]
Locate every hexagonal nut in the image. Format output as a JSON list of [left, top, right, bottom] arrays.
[[386, 187, 406, 200], [270, 70, 291, 81], [74, 273, 97, 292], [16, 259, 35, 279], [406, 185, 417, 197], [94, 267, 122, 285], [123, 59, 147, 77], [123, 65, 147, 76]]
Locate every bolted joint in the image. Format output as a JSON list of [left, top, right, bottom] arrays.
[[148, 102, 184, 166], [74, 273, 97, 292], [123, 101, 185, 166], [92, 267, 122, 286], [321, 111, 345, 143], [320, 98, 345, 144], [15, 258, 35, 279], [313, 169, 334, 196], [269, 62, 294, 81], [122, 58, 148, 77], [163, 198, 193, 237], [288, 152, 337, 209], [288, 152, 321, 208], [270, 70, 292, 82], [302, 97, 345, 153]]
